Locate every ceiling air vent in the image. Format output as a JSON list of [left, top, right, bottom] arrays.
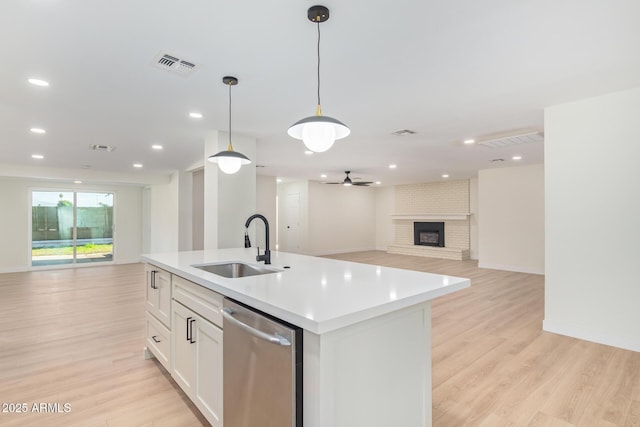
[[90, 144, 116, 152], [478, 130, 543, 148], [153, 53, 198, 76], [392, 129, 416, 136]]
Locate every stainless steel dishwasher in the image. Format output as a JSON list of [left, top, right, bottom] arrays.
[[222, 298, 302, 427]]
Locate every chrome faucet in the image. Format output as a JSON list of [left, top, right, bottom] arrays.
[[244, 214, 271, 265]]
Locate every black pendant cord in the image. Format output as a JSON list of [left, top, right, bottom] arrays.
[[316, 20, 321, 108], [228, 81, 232, 148]]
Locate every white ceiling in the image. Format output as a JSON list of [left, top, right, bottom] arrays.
[[2, 0, 640, 186]]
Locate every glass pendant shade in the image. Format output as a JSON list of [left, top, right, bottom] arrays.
[[287, 114, 350, 153], [217, 157, 242, 174], [207, 147, 251, 174]]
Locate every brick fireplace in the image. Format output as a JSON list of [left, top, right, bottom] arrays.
[[387, 181, 471, 260]]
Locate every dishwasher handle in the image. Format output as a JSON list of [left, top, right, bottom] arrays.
[[222, 307, 291, 346]]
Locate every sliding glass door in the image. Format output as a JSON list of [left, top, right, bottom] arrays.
[[31, 191, 114, 267]]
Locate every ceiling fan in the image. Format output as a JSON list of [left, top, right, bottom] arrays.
[[323, 171, 373, 186]]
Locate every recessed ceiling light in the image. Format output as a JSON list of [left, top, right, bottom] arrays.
[[512, 155, 522, 160], [464, 139, 475, 145], [133, 163, 143, 168], [30, 128, 46, 134], [375, 181, 382, 185], [304, 150, 313, 155], [320, 174, 327, 178], [389, 164, 397, 169], [28, 78, 49, 87], [276, 178, 283, 183], [442, 174, 449, 178], [74, 180, 83, 184], [152, 144, 163, 150], [31, 154, 44, 159], [189, 112, 203, 119]]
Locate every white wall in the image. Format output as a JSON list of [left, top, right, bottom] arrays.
[[177, 170, 193, 251], [149, 171, 180, 253], [375, 186, 395, 250], [478, 164, 545, 274], [203, 131, 257, 250], [306, 182, 377, 256], [113, 185, 144, 263], [469, 177, 479, 260], [0, 178, 30, 271], [216, 133, 256, 249], [203, 132, 220, 250], [0, 177, 143, 272], [544, 87, 640, 352], [256, 175, 277, 249], [192, 169, 204, 250]]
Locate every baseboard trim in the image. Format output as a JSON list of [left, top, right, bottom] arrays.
[[308, 247, 377, 257], [0, 258, 141, 274], [0, 266, 30, 274], [478, 262, 544, 275], [115, 258, 142, 265], [543, 320, 640, 353]]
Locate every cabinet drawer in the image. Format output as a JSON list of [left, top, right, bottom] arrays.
[[172, 275, 223, 328], [146, 311, 171, 371]]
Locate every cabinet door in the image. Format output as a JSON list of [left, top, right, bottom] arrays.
[[145, 265, 159, 313], [155, 268, 172, 328], [146, 265, 172, 328], [172, 302, 196, 394], [194, 318, 224, 427]]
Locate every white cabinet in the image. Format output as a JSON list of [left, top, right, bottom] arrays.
[[145, 311, 171, 371], [172, 277, 224, 427], [172, 301, 197, 390], [145, 264, 171, 328], [144, 264, 172, 370]]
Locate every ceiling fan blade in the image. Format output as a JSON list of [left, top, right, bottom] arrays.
[[322, 171, 374, 186]]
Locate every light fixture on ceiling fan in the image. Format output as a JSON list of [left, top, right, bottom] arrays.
[[207, 76, 251, 174], [287, 5, 350, 153], [323, 171, 373, 187]]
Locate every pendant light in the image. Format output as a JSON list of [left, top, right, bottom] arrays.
[[208, 76, 251, 174], [287, 5, 350, 153]]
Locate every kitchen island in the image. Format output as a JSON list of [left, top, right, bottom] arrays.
[[142, 248, 469, 427]]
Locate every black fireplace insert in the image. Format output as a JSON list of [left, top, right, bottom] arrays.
[[413, 222, 445, 247]]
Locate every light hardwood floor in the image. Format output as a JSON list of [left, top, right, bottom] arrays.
[[0, 264, 208, 427], [0, 253, 638, 426], [324, 252, 640, 427]]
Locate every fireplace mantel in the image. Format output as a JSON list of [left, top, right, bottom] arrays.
[[391, 213, 470, 221]]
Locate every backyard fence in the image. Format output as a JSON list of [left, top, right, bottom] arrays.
[[32, 206, 113, 242]]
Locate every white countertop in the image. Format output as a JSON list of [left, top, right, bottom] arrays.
[[142, 249, 470, 335]]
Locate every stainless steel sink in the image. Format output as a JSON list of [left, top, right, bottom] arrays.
[[192, 262, 280, 278]]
